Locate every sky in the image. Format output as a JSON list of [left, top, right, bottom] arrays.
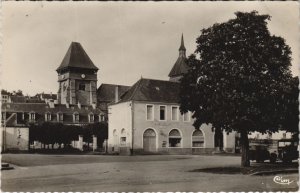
[[2, 1, 299, 96]]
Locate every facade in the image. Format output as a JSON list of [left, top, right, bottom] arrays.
[[1, 42, 104, 152], [107, 36, 236, 155], [97, 84, 130, 120]]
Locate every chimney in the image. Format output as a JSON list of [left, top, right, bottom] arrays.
[[115, 86, 119, 103], [92, 102, 96, 109], [78, 102, 81, 109], [66, 102, 70, 108]]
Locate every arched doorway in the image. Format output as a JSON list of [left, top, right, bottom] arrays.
[[143, 129, 156, 152]]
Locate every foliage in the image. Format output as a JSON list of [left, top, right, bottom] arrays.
[[179, 11, 297, 166], [29, 122, 108, 149]]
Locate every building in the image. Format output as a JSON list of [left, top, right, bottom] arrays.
[[97, 84, 130, 121], [107, 35, 236, 155], [1, 42, 104, 151]]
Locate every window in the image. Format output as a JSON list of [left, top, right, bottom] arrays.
[[171, 106, 179, 121], [89, 113, 94, 122], [192, 130, 204, 147], [169, 129, 182, 147], [159, 106, 166, 121], [45, 112, 51, 121], [57, 112, 63, 122], [283, 133, 287, 139], [99, 114, 105, 122], [2, 112, 6, 120], [120, 137, 126, 146], [73, 112, 79, 122], [79, 83, 85, 91], [29, 112, 35, 122], [146, 105, 154, 120], [183, 112, 190, 122]]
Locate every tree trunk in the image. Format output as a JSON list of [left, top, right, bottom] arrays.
[[240, 129, 250, 167]]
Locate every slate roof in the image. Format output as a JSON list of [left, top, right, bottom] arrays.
[[168, 35, 189, 77], [97, 84, 130, 102], [2, 103, 103, 115], [168, 57, 189, 77], [36, 93, 57, 100], [119, 78, 180, 104], [10, 96, 44, 103], [56, 42, 98, 72]]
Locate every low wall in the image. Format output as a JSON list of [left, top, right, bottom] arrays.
[[3, 127, 29, 151]]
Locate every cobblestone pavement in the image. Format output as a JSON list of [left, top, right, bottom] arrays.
[[1, 154, 299, 192]]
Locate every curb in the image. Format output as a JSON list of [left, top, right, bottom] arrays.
[[250, 169, 298, 176]]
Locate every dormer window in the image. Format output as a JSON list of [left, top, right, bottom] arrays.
[[45, 112, 51, 121], [73, 112, 79, 122], [57, 112, 63, 122], [29, 112, 36, 122], [99, 114, 105, 122], [89, 113, 94, 123]]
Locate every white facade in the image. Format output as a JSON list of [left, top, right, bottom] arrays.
[[108, 101, 236, 155]]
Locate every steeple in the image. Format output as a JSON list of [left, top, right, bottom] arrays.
[[168, 34, 189, 82], [178, 33, 186, 57]]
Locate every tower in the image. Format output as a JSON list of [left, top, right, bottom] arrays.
[[168, 34, 189, 82], [56, 42, 98, 105]]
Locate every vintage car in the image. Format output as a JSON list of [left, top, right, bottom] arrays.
[[277, 139, 299, 163], [249, 144, 270, 163]]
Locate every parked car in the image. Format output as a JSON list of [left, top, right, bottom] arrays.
[[277, 139, 298, 163], [249, 145, 270, 163]]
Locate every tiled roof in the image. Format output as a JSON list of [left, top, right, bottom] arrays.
[[56, 42, 98, 72], [119, 78, 180, 104], [97, 84, 130, 102]]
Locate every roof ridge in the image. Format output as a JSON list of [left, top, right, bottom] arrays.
[[127, 78, 144, 101]]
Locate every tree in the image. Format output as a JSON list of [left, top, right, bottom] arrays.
[[179, 11, 296, 167]]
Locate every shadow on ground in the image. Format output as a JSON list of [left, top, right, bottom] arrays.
[[189, 162, 299, 175]]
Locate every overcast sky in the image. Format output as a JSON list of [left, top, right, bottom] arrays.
[[2, 1, 299, 96]]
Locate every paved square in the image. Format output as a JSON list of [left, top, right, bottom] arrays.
[[1, 154, 298, 192]]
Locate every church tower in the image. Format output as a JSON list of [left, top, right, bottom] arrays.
[[168, 34, 189, 82], [56, 42, 98, 105]]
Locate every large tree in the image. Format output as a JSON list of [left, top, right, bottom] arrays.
[[179, 11, 297, 167]]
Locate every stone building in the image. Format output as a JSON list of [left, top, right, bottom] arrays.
[[1, 42, 104, 151], [107, 35, 236, 155]]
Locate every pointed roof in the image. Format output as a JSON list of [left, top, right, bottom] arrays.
[[56, 42, 98, 72], [168, 34, 189, 77], [179, 33, 186, 51], [118, 78, 180, 103]]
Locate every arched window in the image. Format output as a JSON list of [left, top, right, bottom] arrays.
[[192, 130, 204, 147], [169, 129, 182, 147], [45, 112, 51, 121], [73, 112, 79, 122]]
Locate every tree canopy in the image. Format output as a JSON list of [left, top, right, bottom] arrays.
[[179, 11, 298, 166]]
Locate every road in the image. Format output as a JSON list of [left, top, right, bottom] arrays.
[[1, 154, 299, 192]]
